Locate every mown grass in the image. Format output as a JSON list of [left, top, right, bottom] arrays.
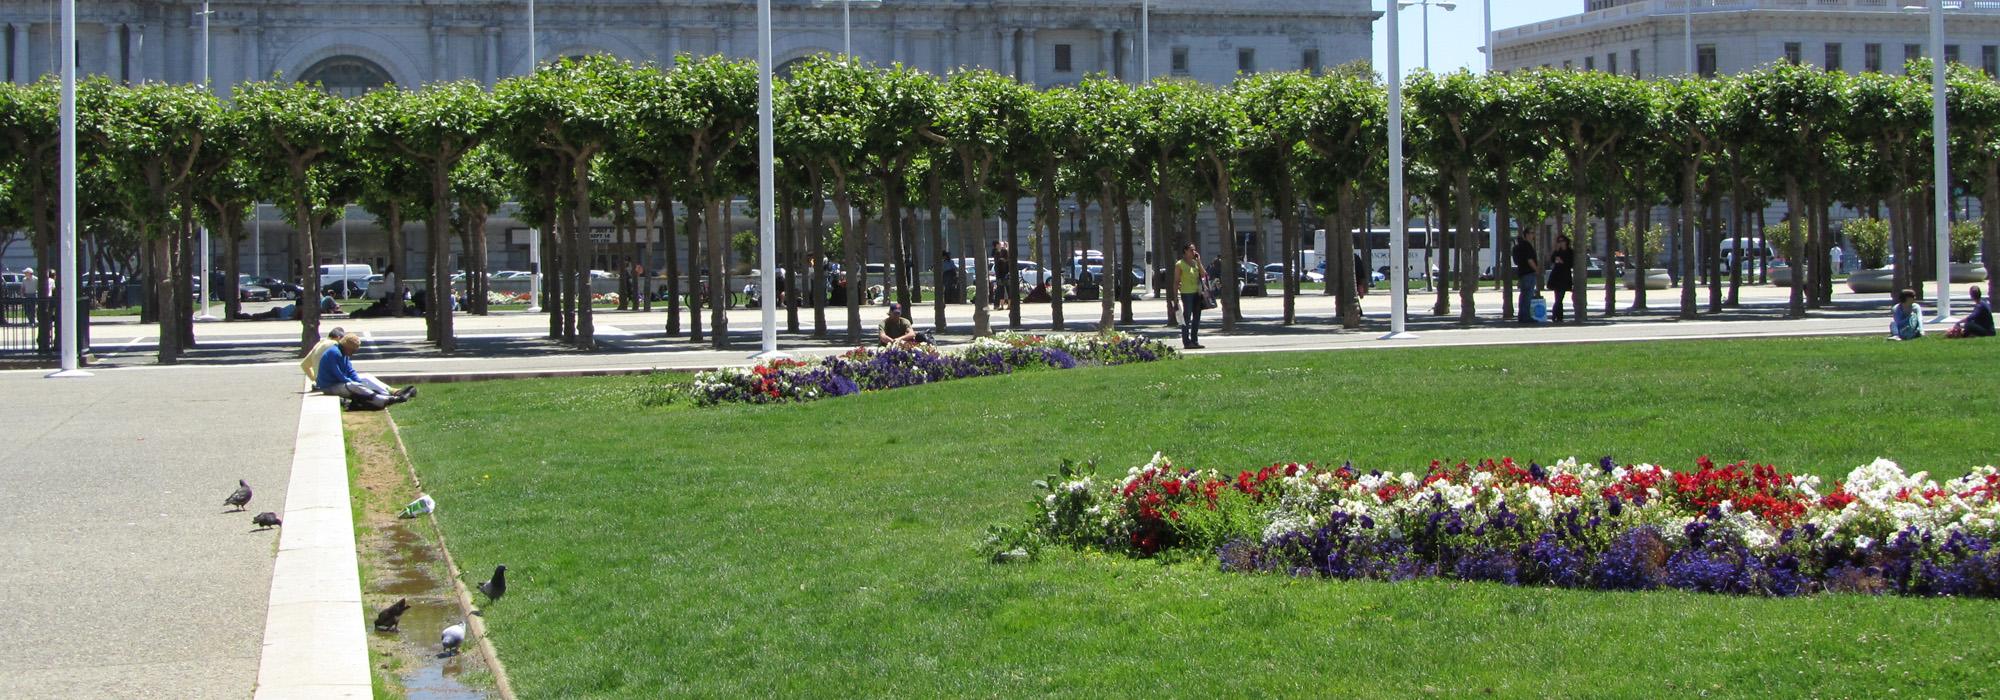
[[391, 336, 2000, 698]]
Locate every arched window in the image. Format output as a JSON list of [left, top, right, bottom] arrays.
[[298, 56, 393, 98]]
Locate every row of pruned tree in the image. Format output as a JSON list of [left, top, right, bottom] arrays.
[[3, 55, 1997, 360]]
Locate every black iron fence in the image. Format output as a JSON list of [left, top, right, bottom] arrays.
[[0, 297, 90, 358]]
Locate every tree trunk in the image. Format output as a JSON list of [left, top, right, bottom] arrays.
[[926, 172, 946, 332], [1569, 171, 1594, 324], [1210, 157, 1241, 332], [292, 164, 321, 353], [1006, 189, 1025, 329], [1985, 160, 1999, 293], [432, 167, 457, 352], [684, 201, 703, 342], [1784, 176, 1807, 318], [1116, 192, 1135, 325], [153, 234, 179, 363], [1097, 184, 1119, 332], [831, 170, 863, 343], [1455, 171, 1477, 323], [1680, 162, 1699, 320], [706, 198, 726, 349], [221, 206, 243, 322]]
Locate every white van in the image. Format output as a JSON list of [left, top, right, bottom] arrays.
[[318, 264, 374, 298]]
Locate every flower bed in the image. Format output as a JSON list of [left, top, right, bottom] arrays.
[[1001, 454, 2000, 598], [683, 332, 1177, 407]]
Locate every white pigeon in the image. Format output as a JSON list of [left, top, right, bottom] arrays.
[[440, 622, 466, 656]]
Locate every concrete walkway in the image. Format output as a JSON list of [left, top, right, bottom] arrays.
[[0, 365, 300, 698]]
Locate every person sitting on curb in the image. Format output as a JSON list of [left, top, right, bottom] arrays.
[[315, 334, 415, 409], [1889, 288, 1924, 341], [878, 302, 925, 347]]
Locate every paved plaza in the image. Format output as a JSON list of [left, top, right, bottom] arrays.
[[0, 281, 1947, 697]]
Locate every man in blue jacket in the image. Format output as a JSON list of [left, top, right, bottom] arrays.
[[316, 335, 414, 409]]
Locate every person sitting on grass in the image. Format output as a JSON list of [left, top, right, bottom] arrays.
[[878, 302, 924, 347], [1889, 288, 1924, 341], [1951, 285, 1995, 338], [315, 334, 415, 409]]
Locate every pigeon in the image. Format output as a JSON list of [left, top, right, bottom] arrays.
[[373, 598, 410, 631], [439, 621, 466, 657], [223, 480, 253, 511], [478, 565, 507, 603], [251, 512, 283, 530], [397, 493, 436, 519]]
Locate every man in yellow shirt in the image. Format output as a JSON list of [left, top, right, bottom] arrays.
[[1170, 243, 1209, 349]]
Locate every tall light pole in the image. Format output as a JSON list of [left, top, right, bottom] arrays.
[[194, 1, 218, 321], [48, 0, 87, 377], [1383, 0, 1413, 339], [815, 0, 882, 57], [525, 0, 541, 314], [1483, 0, 1496, 281], [755, 0, 782, 358], [1920, 0, 1952, 322]]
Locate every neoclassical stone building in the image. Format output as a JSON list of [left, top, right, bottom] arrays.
[[0, 1, 1374, 277], [2, 1, 1373, 92], [1494, 0, 2000, 78]]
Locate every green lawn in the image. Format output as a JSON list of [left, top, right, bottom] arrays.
[[389, 337, 2000, 698]]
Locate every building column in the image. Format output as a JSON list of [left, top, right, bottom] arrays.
[[128, 24, 145, 82], [245, 27, 262, 82], [996, 27, 1014, 79], [931, 30, 947, 74], [431, 27, 448, 81], [665, 26, 682, 68], [1103, 28, 1118, 79], [484, 27, 500, 85], [1112, 28, 1128, 80], [10, 24, 27, 83], [108, 24, 124, 80], [1021, 28, 1037, 84]]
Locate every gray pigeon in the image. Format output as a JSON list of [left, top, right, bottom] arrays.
[[478, 565, 507, 603], [439, 621, 466, 657], [251, 512, 282, 530], [223, 480, 252, 511]]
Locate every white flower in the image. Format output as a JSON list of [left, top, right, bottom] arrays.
[[1854, 535, 1875, 550]]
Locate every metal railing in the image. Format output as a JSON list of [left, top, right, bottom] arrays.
[[0, 296, 90, 358]]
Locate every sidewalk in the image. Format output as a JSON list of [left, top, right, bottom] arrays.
[[0, 366, 301, 698]]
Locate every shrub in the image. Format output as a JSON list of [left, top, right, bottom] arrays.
[[1842, 218, 1890, 270]]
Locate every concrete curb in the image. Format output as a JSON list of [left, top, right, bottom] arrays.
[[253, 394, 372, 699]]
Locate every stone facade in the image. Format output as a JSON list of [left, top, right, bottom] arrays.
[[1494, 0, 2000, 79], [1, 0, 1372, 92]]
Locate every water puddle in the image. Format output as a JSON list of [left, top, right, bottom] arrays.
[[346, 411, 495, 699]]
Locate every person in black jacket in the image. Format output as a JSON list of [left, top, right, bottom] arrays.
[[1511, 233, 1539, 324], [1548, 235, 1577, 323]]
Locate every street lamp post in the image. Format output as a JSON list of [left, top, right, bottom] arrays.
[[525, 0, 541, 314], [194, 1, 218, 321], [48, 0, 87, 377], [1927, 0, 1953, 321], [1383, 0, 1414, 339], [1399, 0, 1452, 294], [755, 0, 783, 358]]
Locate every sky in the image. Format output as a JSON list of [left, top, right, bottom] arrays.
[[1367, 1, 1580, 76]]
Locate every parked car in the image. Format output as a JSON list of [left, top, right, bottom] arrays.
[[492, 270, 531, 280], [236, 275, 272, 302], [1, 271, 22, 296], [1264, 263, 1325, 285], [317, 263, 373, 298], [321, 279, 367, 299], [1209, 261, 1266, 297], [244, 276, 303, 300]]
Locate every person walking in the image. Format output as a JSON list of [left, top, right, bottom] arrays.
[[1172, 243, 1210, 349], [1548, 235, 1577, 324], [1511, 233, 1539, 324]]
